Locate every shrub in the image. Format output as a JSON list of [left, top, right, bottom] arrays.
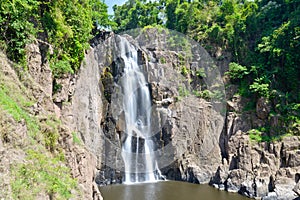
[[225, 62, 249, 80], [0, 0, 39, 63], [181, 66, 189, 76], [0, 0, 113, 79], [250, 77, 270, 98], [196, 68, 206, 78]]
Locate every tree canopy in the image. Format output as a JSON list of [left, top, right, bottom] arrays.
[[0, 0, 113, 77]]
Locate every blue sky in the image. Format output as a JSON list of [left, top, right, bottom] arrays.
[[105, 0, 126, 15]]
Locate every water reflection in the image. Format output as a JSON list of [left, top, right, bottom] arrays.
[[100, 181, 249, 200]]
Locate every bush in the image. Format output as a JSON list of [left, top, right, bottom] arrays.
[[196, 68, 206, 78], [51, 59, 74, 78], [181, 66, 189, 76], [178, 85, 189, 98], [250, 77, 270, 98], [225, 62, 249, 80], [0, 0, 39, 63], [248, 127, 280, 142], [0, 0, 112, 79], [193, 89, 212, 100]]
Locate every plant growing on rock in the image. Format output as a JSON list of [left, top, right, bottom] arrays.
[[225, 62, 249, 80]]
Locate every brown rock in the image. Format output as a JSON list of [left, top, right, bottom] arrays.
[[26, 41, 53, 96], [256, 97, 271, 120]]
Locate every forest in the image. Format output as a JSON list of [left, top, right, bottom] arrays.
[[0, 0, 299, 147]]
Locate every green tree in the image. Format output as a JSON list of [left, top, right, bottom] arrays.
[[113, 0, 162, 32], [165, 0, 179, 30], [0, 0, 39, 63], [0, 0, 112, 78], [41, 0, 112, 77]]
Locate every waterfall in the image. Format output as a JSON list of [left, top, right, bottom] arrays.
[[118, 36, 160, 184]]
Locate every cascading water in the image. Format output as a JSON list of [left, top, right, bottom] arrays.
[[118, 36, 161, 184]]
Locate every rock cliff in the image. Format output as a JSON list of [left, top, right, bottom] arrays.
[[0, 41, 102, 199], [1, 28, 299, 200], [212, 84, 300, 199], [63, 29, 225, 185], [62, 29, 299, 199]]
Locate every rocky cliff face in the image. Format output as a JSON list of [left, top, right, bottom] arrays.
[[27, 41, 103, 200], [213, 130, 300, 199], [0, 41, 102, 199], [210, 83, 300, 199], [2, 28, 298, 200], [64, 29, 299, 200], [64, 29, 226, 186]]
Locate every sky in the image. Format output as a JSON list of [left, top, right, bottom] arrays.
[[105, 0, 126, 15]]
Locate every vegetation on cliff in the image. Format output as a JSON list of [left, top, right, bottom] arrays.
[[0, 52, 77, 199], [0, 0, 112, 199], [0, 0, 112, 77], [0, 0, 299, 199], [1, 0, 298, 144], [113, 0, 300, 141]]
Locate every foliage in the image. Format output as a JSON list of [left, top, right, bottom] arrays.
[[0, 0, 113, 78], [226, 62, 249, 80], [193, 89, 212, 100], [11, 149, 77, 199], [249, 77, 270, 98], [237, 79, 251, 97], [248, 127, 280, 142], [41, 0, 113, 78], [181, 66, 189, 76], [278, 103, 300, 136], [196, 68, 206, 78], [0, 84, 39, 136], [72, 132, 82, 145], [159, 57, 166, 64], [178, 85, 189, 99], [50, 60, 74, 78], [0, 75, 60, 151], [243, 101, 256, 112], [113, 0, 163, 32], [112, 0, 299, 139], [248, 128, 266, 142], [42, 117, 60, 152], [0, 0, 39, 64]]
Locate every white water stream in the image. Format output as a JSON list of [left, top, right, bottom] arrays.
[[119, 36, 160, 184]]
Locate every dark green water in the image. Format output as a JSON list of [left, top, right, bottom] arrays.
[[100, 181, 249, 200]]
